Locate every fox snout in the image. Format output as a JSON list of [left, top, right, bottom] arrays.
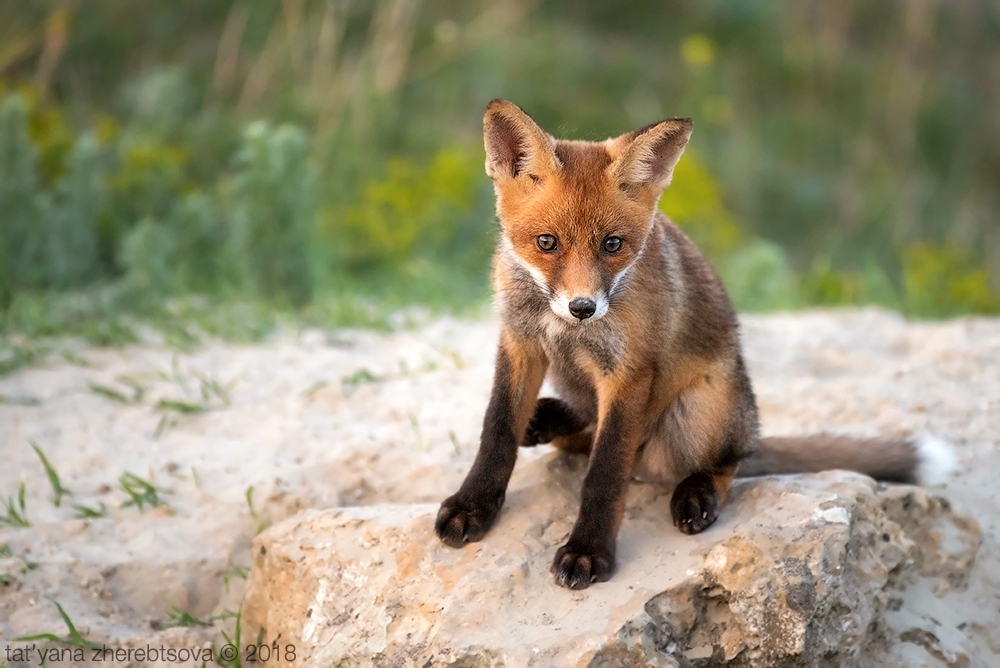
[[552, 291, 610, 324], [568, 298, 596, 320]]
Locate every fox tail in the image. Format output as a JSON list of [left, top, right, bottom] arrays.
[[736, 435, 959, 485]]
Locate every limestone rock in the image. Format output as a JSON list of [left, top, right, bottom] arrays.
[[242, 453, 981, 667]]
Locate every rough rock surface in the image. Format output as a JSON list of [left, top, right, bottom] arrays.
[[243, 455, 980, 668]]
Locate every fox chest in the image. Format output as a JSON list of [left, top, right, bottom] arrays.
[[541, 317, 627, 381]]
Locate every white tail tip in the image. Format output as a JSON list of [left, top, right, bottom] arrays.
[[915, 436, 960, 486]]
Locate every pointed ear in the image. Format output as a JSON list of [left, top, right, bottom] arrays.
[[483, 99, 561, 182], [607, 118, 693, 193]]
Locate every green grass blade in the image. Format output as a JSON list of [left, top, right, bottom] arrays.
[[88, 383, 131, 403], [30, 441, 71, 507], [72, 502, 108, 519]]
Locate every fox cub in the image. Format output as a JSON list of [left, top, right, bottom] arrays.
[[435, 99, 953, 590]]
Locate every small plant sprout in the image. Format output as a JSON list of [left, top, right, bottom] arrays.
[[223, 562, 250, 593], [409, 412, 427, 451], [119, 472, 171, 511], [195, 370, 232, 406], [154, 398, 207, 414], [0, 394, 41, 406], [302, 379, 329, 398], [0, 543, 12, 557], [31, 441, 72, 507], [72, 502, 109, 519], [166, 606, 215, 628], [150, 361, 234, 438], [153, 413, 178, 439], [60, 349, 90, 367], [1, 482, 30, 527], [117, 375, 146, 402], [15, 597, 101, 651], [215, 604, 244, 668], [245, 485, 267, 534], [88, 383, 132, 404], [342, 368, 378, 389], [0, 340, 49, 378]]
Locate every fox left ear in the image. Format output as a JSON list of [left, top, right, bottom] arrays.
[[483, 99, 561, 183], [607, 118, 693, 194]]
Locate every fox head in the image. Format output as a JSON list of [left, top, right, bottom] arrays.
[[485, 99, 691, 324]]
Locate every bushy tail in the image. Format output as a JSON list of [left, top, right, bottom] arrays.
[[736, 435, 958, 485]]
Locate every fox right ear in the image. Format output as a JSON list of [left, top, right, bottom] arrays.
[[607, 117, 693, 195], [483, 99, 561, 182]]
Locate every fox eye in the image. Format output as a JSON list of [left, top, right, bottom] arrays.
[[604, 236, 623, 253], [537, 234, 557, 252]]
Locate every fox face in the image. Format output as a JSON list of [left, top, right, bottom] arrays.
[[485, 100, 692, 324]]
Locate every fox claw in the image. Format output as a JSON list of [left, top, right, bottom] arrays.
[[671, 472, 721, 535], [435, 493, 501, 547], [550, 542, 615, 589]]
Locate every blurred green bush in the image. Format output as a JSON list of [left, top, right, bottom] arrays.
[[1, 0, 998, 346]]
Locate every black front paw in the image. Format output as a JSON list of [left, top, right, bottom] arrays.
[[435, 492, 503, 548], [550, 541, 615, 589], [671, 472, 721, 535]]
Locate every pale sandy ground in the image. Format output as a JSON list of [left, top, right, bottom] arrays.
[[0, 308, 998, 666]]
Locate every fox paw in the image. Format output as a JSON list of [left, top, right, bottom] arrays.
[[550, 542, 615, 589], [435, 493, 502, 548], [522, 397, 587, 446], [671, 472, 721, 535]]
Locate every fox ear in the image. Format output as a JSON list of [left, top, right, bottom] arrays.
[[483, 99, 561, 182], [607, 118, 693, 194]]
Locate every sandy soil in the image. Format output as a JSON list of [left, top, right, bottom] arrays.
[[1, 308, 998, 665]]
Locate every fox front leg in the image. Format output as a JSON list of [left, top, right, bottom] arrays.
[[435, 332, 546, 547], [551, 374, 651, 589]]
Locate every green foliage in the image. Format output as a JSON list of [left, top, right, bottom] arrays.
[[46, 133, 103, 288], [0, 94, 47, 294], [229, 121, 316, 306], [1, 1, 999, 346], [333, 149, 485, 269], [660, 151, 742, 261], [0, 95, 104, 297], [902, 244, 1000, 317], [718, 241, 796, 312]]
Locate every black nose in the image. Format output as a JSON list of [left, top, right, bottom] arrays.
[[568, 297, 597, 320]]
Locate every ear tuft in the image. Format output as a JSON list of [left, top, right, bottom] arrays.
[[484, 99, 560, 182], [608, 117, 693, 193]]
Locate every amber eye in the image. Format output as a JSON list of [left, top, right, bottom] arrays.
[[604, 236, 623, 253], [537, 234, 557, 252]]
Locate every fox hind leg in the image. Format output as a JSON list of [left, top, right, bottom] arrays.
[[522, 397, 591, 449], [671, 467, 737, 535], [667, 364, 758, 535]]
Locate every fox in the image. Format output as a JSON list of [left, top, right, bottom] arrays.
[[434, 99, 956, 590]]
